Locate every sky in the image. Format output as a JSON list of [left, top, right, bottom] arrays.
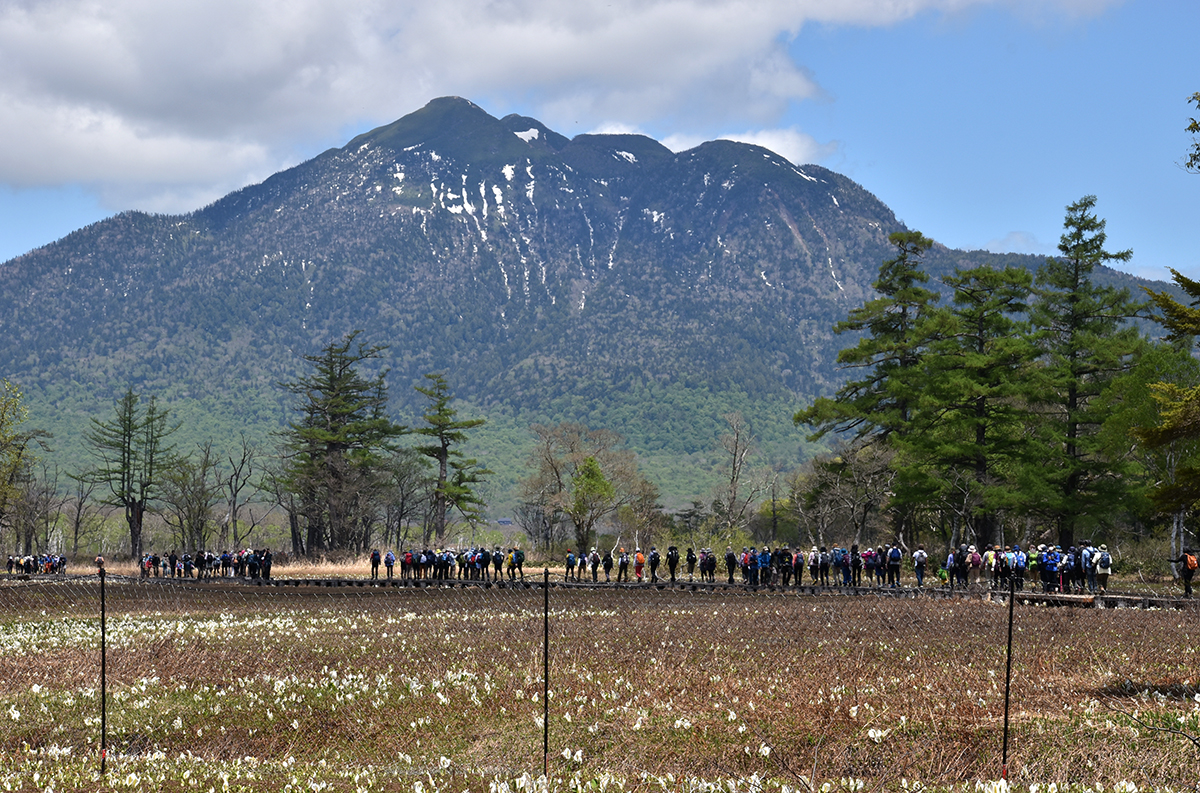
[[0, 0, 1195, 281]]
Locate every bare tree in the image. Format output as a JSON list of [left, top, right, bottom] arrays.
[[519, 423, 652, 552], [66, 473, 102, 556], [160, 442, 221, 553], [220, 433, 261, 550], [12, 461, 64, 555], [713, 412, 765, 540], [381, 448, 432, 550]]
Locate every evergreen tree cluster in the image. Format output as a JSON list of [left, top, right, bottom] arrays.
[[795, 196, 1190, 552]]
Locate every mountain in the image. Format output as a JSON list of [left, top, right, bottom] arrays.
[[0, 97, 1173, 507]]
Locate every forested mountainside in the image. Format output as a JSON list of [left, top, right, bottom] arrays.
[[0, 97, 1172, 506]]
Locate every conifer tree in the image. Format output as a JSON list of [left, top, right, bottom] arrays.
[[794, 230, 939, 543], [903, 264, 1037, 547], [1138, 270, 1200, 509], [86, 388, 178, 558], [280, 332, 407, 553], [414, 373, 489, 544], [1028, 195, 1146, 548]]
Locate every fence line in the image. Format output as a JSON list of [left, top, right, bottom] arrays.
[[0, 570, 1197, 789]]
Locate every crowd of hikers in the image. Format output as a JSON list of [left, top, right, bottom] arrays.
[[365, 541, 1198, 597], [6, 554, 68, 575], [7, 538, 1196, 598], [137, 549, 274, 580], [367, 547, 528, 581]]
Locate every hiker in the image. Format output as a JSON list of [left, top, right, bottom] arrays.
[[1169, 548, 1197, 598], [666, 546, 679, 582]]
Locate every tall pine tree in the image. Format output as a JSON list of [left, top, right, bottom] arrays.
[[795, 230, 939, 544], [280, 332, 407, 553], [1029, 195, 1146, 548], [903, 264, 1038, 547], [414, 373, 489, 544]]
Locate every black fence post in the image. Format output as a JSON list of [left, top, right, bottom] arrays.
[[1002, 573, 1015, 780], [99, 566, 108, 775], [543, 567, 549, 777]]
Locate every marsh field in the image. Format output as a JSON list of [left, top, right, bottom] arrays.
[[0, 578, 1197, 792]]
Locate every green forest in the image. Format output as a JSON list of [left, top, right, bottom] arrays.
[[3, 194, 1199, 577]]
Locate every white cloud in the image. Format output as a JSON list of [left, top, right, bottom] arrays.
[[0, 0, 1116, 212], [717, 129, 838, 166], [985, 231, 1056, 255]]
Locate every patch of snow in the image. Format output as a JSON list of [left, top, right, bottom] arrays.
[[831, 195, 839, 207], [393, 172, 405, 181], [502, 164, 515, 182], [578, 289, 587, 311], [515, 128, 540, 143], [525, 165, 536, 202], [403, 144, 422, 152], [615, 151, 637, 164], [429, 151, 441, 162], [794, 168, 817, 183], [829, 257, 844, 292], [760, 271, 773, 288], [703, 173, 711, 186]]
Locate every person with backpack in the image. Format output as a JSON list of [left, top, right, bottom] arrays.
[[617, 548, 630, 582], [686, 547, 698, 581], [875, 545, 889, 586], [649, 547, 661, 583], [1081, 542, 1097, 593], [912, 545, 928, 588], [886, 544, 903, 588], [1094, 544, 1113, 593], [757, 547, 771, 586], [725, 547, 738, 584], [602, 548, 614, 582], [589, 548, 601, 582], [666, 546, 680, 582], [1012, 544, 1027, 592], [370, 549, 381, 580], [829, 546, 844, 585], [1169, 547, 1197, 598], [967, 545, 983, 589], [565, 549, 577, 582], [778, 547, 793, 587], [862, 547, 876, 586], [384, 550, 396, 581]]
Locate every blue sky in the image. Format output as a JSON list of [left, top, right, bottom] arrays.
[[0, 0, 1195, 281]]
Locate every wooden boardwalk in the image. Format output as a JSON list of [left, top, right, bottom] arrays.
[[220, 574, 1198, 610]]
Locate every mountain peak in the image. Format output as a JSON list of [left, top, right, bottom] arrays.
[[500, 114, 570, 152], [346, 96, 536, 165]]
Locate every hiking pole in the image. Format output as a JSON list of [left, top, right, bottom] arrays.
[[1001, 574, 1015, 780], [543, 567, 549, 777]]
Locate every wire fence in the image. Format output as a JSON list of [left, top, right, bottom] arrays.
[[0, 569, 1198, 791]]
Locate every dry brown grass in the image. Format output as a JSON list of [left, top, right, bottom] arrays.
[[0, 580, 1197, 790]]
